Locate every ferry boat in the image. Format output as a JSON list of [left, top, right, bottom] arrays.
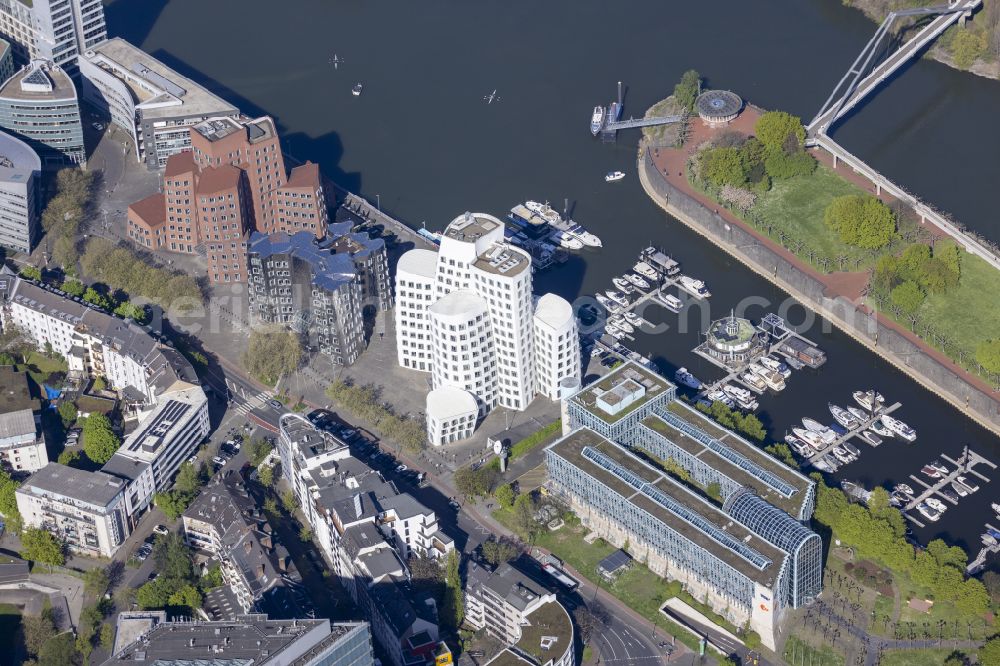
[[921, 465, 942, 479], [858, 430, 883, 447], [674, 367, 702, 390], [352, 82, 363, 96], [868, 419, 893, 437], [605, 290, 629, 307], [760, 356, 791, 378], [613, 277, 633, 292], [852, 390, 885, 412], [623, 311, 641, 327], [956, 476, 979, 493], [633, 261, 658, 280], [678, 275, 711, 299], [829, 404, 860, 430], [591, 106, 606, 135], [916, 502, 941, 522], [551, 230, 583, 250], [626, 273, 650, 290], [894, 483, 914, 496], [740, 371, 766, 391], [880, 415, 916, 442], [925, 497, 947, 513], [605, 171, 626, 182], [658, 293, 684, 313]]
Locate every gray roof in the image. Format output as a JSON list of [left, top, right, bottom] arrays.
[[0, 408, 35, 440], [468, 563, 551, 613], [380, 492, 431, 520], [19, 463, 124, 507], [103, 615, 362, 666], [0, 367, 38, 413], [0, 128, 40, 185], [100, 454, 151, 484], [0, 61, 77, 103]]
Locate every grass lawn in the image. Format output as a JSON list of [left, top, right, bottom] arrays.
[[911, 251, 1000, 361], [753, 165, 881, 271], [21, 351, 68, 386], [782, 635, 845, 666], [877, 647, 964, 666], [872, 593, 896, 636]]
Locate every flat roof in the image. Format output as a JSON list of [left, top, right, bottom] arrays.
[[513, 597, 573, 664], [472, 242, 529, 277], [83, 38, 238, 119], [570, 361, 672, 424], [0, 129, 40, 178], [426, 386, 478, 420], [443, 212, 502, 242], [0, 61, 76, 102], [547, 430, 784, 586], [20, 463, 124, 507], [396, 248, 438, 279]]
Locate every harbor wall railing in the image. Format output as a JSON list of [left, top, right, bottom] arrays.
[[639, 148, 1000, 435]]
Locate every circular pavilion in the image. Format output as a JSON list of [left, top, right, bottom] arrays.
[[704, 312, 766, 366], [695, 90, 743, 125]]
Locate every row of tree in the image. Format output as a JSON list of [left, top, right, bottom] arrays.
[[40, 168, 94, 271], [694, 400, 767, 441], [812, 477, 991, 617], [80, 237, 202, 311], [242, 327, 302, 386], [325, 379, 426, 453]]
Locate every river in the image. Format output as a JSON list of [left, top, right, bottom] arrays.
[[105, 0, 1000, 560]]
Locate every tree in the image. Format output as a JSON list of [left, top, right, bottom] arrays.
[[245, 438, 273, 467], [257, 464, 274, 488], [441, 550, 463, 631], [0, 322, 34, 364], [672, 69, 701, 111], [57, 401, 77, 427], [701, 146, 748, 188], [764, 443, 797, 468], [136, 576, 174, 609], [201, 564, 223, 590], [454, 464, 500, 499], [174, 461, 206, 496], [763, 148, 816, 180], [494, 483, 516, 509], [83, 287, 112, 310], [891, 280, 925, 314], [167, 584, 203, 609], [281, 489, 298, 513], [481, 536, 519, 567], [982, 570, 1000, 604], [512, 493, 538, 540], [20, 528, 64, 567], [754, 111, 805, 152], [975, 339, 1000, 374], [60, 278, 85, 297], [82, 568, 109, 595], [153, 532, 194, 582], [823, 194, 896, 249], [81, 413, 120, 464], [952, 28, 987, 68], [0, 468, 22, 521], [100, 623, 115, 650], [19, 265, 42, 281], [242, 327, 302, 385], [92, 376, 106, 392], [298, 526, 314, 542], [572, 604, 610, 643], [154, 490, 189, 521], [114, 301, 147, 324], [36, 632, 77, 666], [57, 449, 81, 466], [21, 603, 57, 659], [981, 637, 1000, 666], [953, 578, 989, 617]]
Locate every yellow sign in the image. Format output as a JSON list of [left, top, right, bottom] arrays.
[[435, 652, 453, 666]]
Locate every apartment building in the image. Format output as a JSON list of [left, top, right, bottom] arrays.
[[16, 463, 128, 557], [0, 366, 46, 472], [77, 38, 239, 169], [395, 212, 580, 446], [548, 363, 822, 650], [247, 223, 390, 366], [0, 60, 84, 166], [127, 115, 329, 284], [465, 563, 574, 666], [277, 413, 453, 666], [183, 470, 300, 618], [0, 128, 39, 253], [0, 0, 106, 71], [104, 612, 374, 666]]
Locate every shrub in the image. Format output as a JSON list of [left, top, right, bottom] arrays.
[[823, 194, 895, 249]]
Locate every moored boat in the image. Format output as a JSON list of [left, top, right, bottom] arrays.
[[674, 367, 702, 390], [950, 481, 969, 497], [626, 273, 650, 289], [612, 277, 633, 292], [705, 389, 735, 409], [740, 371, 766, 391], [658, 293, 683, 313], [595, 293, 617, 311], [852, 390, 885, 412], [793, 427, 826, 449], [551, 230, 583, 250], [605, 290, 629, 307], [921, 465, 941, 479], [591, 106, 606, 135], [925, 497, 947, 513], [894, 483, 914, 496], [957, 476, 979, 493], [829, 403, 860, 430], [868, 419, 893, 437], [858, 430, 883, 447], [847, 406, 870, 423], [633, 261, 658, 280], [761, 355, 791, 378], [610, 317, 634, 334], [623, 311, 641, 326], [605, 171, 625, 182], [916, 502, 940, 522], [881, 414, 916, 442], [352, 82, 363, 96], [678, 275, 711, 298]]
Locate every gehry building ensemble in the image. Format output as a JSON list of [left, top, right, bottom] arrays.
[[547, 361, 822, 650], [128, 115, 328, 284], [395, 212, 581, 446]]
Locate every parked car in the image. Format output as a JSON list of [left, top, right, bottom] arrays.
[[340, 428, 357, 440], [92, 122, 104, 131], [268, 399, 283, 410], [212, 456, 227, 467], [152, 524, 169, 536], [395, 464, 407, 473], [187, 453, 199, 464], [449, 500, 461, 511]]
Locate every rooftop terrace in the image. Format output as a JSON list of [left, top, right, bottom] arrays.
[[570, 362, 672, 424]]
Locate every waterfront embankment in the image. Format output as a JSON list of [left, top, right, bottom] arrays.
[[637, 138, 1000, 437]]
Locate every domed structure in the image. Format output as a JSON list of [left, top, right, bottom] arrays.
[[695, 90, 743, 124], [704, 311, 767, 366]]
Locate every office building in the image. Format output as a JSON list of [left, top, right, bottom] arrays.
[[549, 363, 822, 650], [0, 39, 13, 87], [183, 470, 301, 618], [395, 212, 580, 445], [247, 222, 391, 365], [0, 60, 84, 166], [465, 563, 574, 666], [104, 612, 375, 666], [127, 115, 329, 284], [77, 38, 239, 169], [278, 413, 453, 666], [0, 366, 46, 472], [0, 128, 39, 253], [16, 463, 128, 557], [0, 0, 106, 71]]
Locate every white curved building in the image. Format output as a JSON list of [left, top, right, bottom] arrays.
[[533, 293, 581, 401], [395, 212, 581, 446], [426, 386, 479, 446], [395, 248, 438, 371]]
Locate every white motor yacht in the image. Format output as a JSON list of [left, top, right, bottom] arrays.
[[659, 293, 683, 313], [749, 363, 785, 391], [595, 293, 617, 311], [881, 414, 917, 442], [605, 171, 626, 182], [957, 476, 979, 493], [591, 106, 606, 135], [829, 404, 860, 430], [674, 368, 702, 390], [853, 390, 886, 412], [626, 273, 651, 289], [858, 430, 883, 447], [740, 372, 766, 391], [847, 406, 870, 423], [925, 497, 947, 513], [916, 503, 941, 522], [678, 275, 711, 298], [551, 230, 583, 250], [605, 290, 629, 307], [623, 311, 641, 327], [868, 419, 893, 437], [613, 277, 633, 292], [705, 390, 735, 409], [610, 317, 634, 334], [633, 261, 658, 280], [760, 356, 791, 378], [793, 427, 826, 449], [723, 384, 753, 404]]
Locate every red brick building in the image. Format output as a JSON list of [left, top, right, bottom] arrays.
[[127, 116, 328, 284]]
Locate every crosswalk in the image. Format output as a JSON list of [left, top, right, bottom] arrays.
[[234, 390, 272, 416]]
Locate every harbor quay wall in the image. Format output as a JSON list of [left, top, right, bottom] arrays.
[[638, 147, 1000, 436]]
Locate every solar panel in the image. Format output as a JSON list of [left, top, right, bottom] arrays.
[[657, 411, 797, 498], [640, 484, 772, 570], [582, 446, 646, 491]]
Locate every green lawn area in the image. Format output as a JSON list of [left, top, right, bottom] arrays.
[[909, 251, 1000, 362], [753, 165, 882, 271], [877, 647, 963, 666], [783, 635, 845, 666]]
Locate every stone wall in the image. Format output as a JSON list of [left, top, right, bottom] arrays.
[[639, 150, 1000, 435]]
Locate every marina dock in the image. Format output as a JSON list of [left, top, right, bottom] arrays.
[[968, 523, 1000, 575], [901, 447, 996, 529], [804, 402, 902, 465], [592, 81, 685, 142]]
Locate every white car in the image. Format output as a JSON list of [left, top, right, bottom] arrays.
[[152, 524, 169, 536], [212, 456, 226, 467], [395, 464, 408, 473], [92, 122, 104, 131]]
